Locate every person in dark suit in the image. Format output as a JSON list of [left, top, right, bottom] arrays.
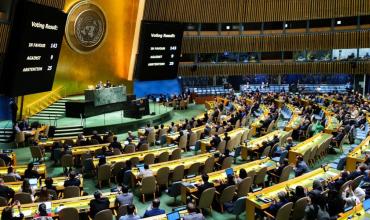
[[209, 134, 221, 151], [0, 178, 15, 200], [89, 190, 110, 218], [142, 199, 165, 218], [24, 163, 40, 179], [195, 174, 214, 197], [64, 171, 81, 187], [108, 136, 123, 152], [91, 131, 103, 144], [267, 191, 288, 216]]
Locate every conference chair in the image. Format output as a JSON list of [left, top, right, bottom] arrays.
[[147, 130, 156, 146], [59, 207, 79, 220], [61, 154, 74, 173], [170, 148, 181, 160], [3, 175, 17, 182], [232, 196, 247, 220], [260, 146, 271, 159], [203, 157, 215, 174], [15, 132, 25, 148], [164, 182, 182, 206], [124, 145, 135, 153], [240, 129, 250, 144], [270, 165, 293, 184], [113, 148, 122, 155], [0, 158, 7, 167], [291, 197, 309, 220], [191, 187, 216, 214], [14, 192, 33, 204], [97, 164, 111, 189], [158, 151, 169, 162], [47, 189, 57, 200], [94, 209, 113, 220], [90, 139, 99, 145], [261, 120, 275, 136], [264, 202, 293, 220], [171, 165, 184, 182], [339, 180, 353, 195], [178, 134, 188, 152], [111, 161, 125, 183], [129, 157, 140, 166], [156, 167, 170, 190], [0, 196, 8, 207], [138, 143, 149, 151], [216, 185, 237, 212], [140, 176, 156, 202], [188, 132, 197, 148], [217, 140, 226, 154], [254, 167, 267, 188], [116, 205, 128, 220], [63, 186, 80, 198], [82, 158, 95, 176], [352, 175, 364, 190], [187, 162, 200, 177], [220, 157, 233, 170], [234, 120, 241, 129], [236, 177, 252, 198], [30, 145, 44, 161], [143, 153, 155, 165]]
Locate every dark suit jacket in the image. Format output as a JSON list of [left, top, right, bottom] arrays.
[[0, 185, 15, 200], [197, 182, 214, 196], [64, 178, 81, 187], [89, 197, 110, 217]]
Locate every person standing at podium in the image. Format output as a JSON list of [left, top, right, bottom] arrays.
[[96, 81, 104, 89], [105, 80, 112, 88]]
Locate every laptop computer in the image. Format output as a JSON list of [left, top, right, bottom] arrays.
[[364, 199, 370, 211], [137, 164, 145, 172], [28, 178, 38, 186], [225, 168, 234, 176], [167, 211, 180, 220]]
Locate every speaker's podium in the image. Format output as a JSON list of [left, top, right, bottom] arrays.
[[123, 99, 150, 119], [65, 86, 127, 118]]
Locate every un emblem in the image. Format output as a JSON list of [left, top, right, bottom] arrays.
[[65, 1, 106, 53]]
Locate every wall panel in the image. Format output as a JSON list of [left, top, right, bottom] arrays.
[[181, 30, 370, 53], [144, 0, 370, 23], [178, 62, 370, 77]]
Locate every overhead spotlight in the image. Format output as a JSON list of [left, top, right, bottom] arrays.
[[226, 26, 230, 30], [337, 20, 342, 25], [284, 23, 288, 28]]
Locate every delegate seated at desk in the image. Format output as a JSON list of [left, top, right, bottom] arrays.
[[96, 80, 112, 89]]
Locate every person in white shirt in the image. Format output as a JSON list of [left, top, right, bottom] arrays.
[[138, 164, 153, 178]]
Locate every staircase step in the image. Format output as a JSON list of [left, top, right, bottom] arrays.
[[47, 107, 65, 111], [56, 125, 83, 130], [54, 132, 82, 137], [52, 102, 65, 106], [41, 110, 65, 114], [35, 113, 63, 118], [29, 116, 58, 120], [55, 128, 83, 133]]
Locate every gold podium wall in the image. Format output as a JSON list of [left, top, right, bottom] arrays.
[[22, 0, 141, 108]]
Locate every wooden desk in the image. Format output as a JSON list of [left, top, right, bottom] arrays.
[[6, 176, 84, 192], [199, 128, 248, 153], [241, 130, 288, 160], [245, 167, 340, 220], [288, 133, 332, 164], [131, 153, 214, 179], [0, 164, 46, 178], [92, 146, 179, 166], [337, 204, 368, 219], [180, 158, 277, 203], [0, 192, 118, 219], [285, 114, 302, 131], [324, 115, 340, 134], [346, 136, 370, 172], [250, 105, 270, 136], [166, 126, 205, 144]]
